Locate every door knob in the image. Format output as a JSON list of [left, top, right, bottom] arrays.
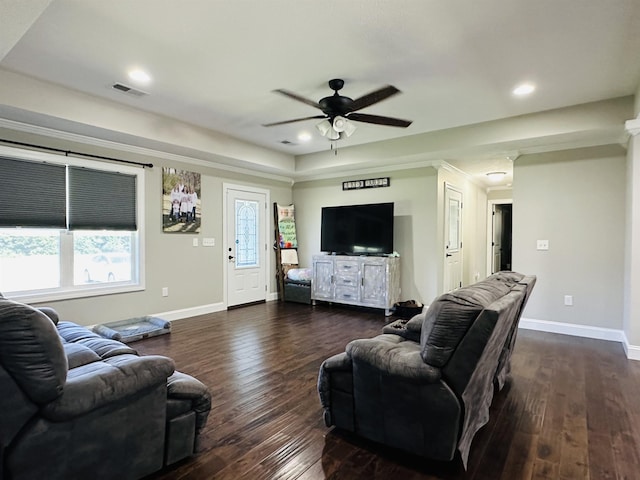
[[228, 255, 235, 260], [446, 253, 452, 257]]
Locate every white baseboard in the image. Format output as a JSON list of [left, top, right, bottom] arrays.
[[152, 302, 226, 322], [520, 317, 640, 361], [152, 294, 279, 322], [622, 331, 640, 361]]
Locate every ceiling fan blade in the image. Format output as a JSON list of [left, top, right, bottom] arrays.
[[262, 115, 326, 127], [273, 89, 322, 109], [348, 112, 412, 128], [348, 85, 401, 112]]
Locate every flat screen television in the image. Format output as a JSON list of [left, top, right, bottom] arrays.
[[321, 202, 394, 255]]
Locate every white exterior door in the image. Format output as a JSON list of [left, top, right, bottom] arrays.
[[225, 186, 268, 307], [444, 185, 463, 292]]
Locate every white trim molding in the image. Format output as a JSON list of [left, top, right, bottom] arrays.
[[152, 302, 226, 322], [0, 117, 295, 184], [622, 331, 640, 361], [520, 317, 624, 342], [625, 115, 640, 137], [519, 317, 640, 361]]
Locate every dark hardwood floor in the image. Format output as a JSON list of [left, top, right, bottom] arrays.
[[136, 301, 640, 480]]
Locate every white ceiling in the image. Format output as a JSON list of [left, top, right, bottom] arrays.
[[1, 0, 640, 184]]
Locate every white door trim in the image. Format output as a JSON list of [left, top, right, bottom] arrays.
[[486, 199, 513, 277], [222, 183, 271, 308]]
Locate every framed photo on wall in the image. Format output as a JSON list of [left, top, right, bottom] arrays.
[[162, 167, 201, 233]]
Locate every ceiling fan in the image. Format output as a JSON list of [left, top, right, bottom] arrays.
[[263, 79, 412, 140]]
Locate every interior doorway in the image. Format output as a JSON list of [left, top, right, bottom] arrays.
[[444, 184, 463, 292], [488, 201, 512, 274]]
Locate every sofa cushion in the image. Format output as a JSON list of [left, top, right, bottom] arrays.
[[57, 321, 138, 358], [63, 343, 101, 369], [406, 310, 426, 334], [347, 335, 441, 382], [485, 271, 524, 284], [41, 354, 175, 421], [0, 299, 68, 404], [420, 281, 511, 367]]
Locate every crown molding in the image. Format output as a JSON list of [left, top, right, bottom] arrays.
[[626, 116, 640, 137], [0, 117, 295, 184], [292, 159, 444, 183]]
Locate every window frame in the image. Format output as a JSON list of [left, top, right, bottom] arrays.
[[0, 145, 145, 303]]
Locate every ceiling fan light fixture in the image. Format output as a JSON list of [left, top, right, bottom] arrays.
[[333, 116, 357, 137], [332, 116, 347, 132], [326, 127, 340, 140], [316, 119, 332, 136]]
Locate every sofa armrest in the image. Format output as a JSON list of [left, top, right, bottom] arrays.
[[41, 354, 175, 421], [167, 371, 211, 432], [346, 336, 441, 382], [318, 352, 351, 407]]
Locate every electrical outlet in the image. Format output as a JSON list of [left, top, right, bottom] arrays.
[[192, 238, 199, 247], [162, 287, 169, 297], [537, 239, 549, 251], [564, 295, 573, 306]]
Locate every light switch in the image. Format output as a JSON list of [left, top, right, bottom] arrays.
[[192, 238, 199, 247], [536, 240, 549, 251], [202, 238, 215, 247]]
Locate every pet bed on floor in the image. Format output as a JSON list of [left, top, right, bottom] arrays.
[[93, 316, 170, 343]]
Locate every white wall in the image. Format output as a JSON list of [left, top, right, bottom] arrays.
[[513, 145, 626, 329]]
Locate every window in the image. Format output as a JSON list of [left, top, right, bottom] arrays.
[[0, 146, 144, 302], [234, 199, 259, 268]]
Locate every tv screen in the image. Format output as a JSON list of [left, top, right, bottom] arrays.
[[321, 202, 394, 255]]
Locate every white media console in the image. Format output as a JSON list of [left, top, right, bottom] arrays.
[[311, 254, 400, 315]]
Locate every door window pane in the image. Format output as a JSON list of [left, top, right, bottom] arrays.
[[0, 229, 60, 292], [448, 198, 460, 249], [235, 199, 259, 268]]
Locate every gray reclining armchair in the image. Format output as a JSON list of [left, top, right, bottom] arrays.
[[0, 295, 211, 480], [318, 272, 536, 467]]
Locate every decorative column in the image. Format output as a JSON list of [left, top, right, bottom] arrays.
[[624, 114, 640, 360]]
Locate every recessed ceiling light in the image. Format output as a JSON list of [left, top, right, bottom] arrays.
[[512, 83, 535, 96], [128, 68, 151, 84], [297, 132, 312, 142], [486, 171, 507, 182]]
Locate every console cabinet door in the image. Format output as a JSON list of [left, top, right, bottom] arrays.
[[312, 258, 334, 300], [360, 261, 387, 307]]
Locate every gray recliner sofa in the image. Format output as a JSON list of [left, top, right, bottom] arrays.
[[318, 272, 536, 467], [0, 295, 211, 480]]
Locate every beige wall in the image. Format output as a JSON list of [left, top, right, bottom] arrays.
[[0, 128, 292, 326], [487, 189, 513, 203], [513, 145, 626, 329], [624, 131, 640, 346], [293, 165, 489, 306], [293, 167, 440, 305]]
